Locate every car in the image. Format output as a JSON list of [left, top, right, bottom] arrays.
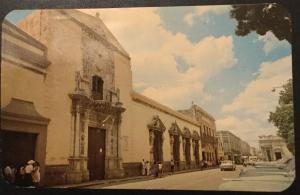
[[220, 160, 236, 171]]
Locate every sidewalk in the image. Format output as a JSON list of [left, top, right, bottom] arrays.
[[53, 166, 218, 189]]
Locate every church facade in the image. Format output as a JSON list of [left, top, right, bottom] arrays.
[[1, 10, 217, 186]]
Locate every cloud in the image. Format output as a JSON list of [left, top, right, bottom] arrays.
[[79, 8, 237, 109], [216, 116, 277, 147], [258, 31, 290, 54], [222, 55, 292, 115], [218, 55, 292, 146], [183, 5, 231, 26]]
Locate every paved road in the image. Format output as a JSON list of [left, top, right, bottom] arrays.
[[85, 165, 243, 190]]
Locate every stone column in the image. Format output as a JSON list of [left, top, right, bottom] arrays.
[[69, 105, 76, 157], [74, 104, 81, 156], [149, 130, 154, 163], [66, 104, 83, 184], [170, 135, 174, 160], [116, 115, 124, 171], [81, 109, 89, 181]]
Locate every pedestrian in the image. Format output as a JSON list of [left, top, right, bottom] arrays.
[[24, 160, 35, 187], [32, 161, 40, 188], [170, 159, 175, 174], [152, 162, 159, 177], [146, 161, 150, 176], [15, 165, 26, 186], [158, 162, 163, 177], [3, 163, 14, 184], [141, 159, 146, 176]]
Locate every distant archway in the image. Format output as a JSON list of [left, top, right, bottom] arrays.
[[147, 115, 166, 163], [192, 131, 200, 167], [169, 122, 181, 168], [182, 127, 191, 168]]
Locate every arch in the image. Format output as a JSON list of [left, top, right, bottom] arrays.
[[182, 127, 191, 167], [168, 122, 181, 168], [192, 130, 200, 167], [147, 115, 165, 163]]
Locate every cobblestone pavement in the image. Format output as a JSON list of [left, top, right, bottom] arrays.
[[84, 165, 243, 190]]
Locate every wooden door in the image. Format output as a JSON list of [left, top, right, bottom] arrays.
[[88, 127, 106, 180], [0, 130, 37, 167]]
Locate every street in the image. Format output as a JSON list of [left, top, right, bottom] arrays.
[[84, 165, 243, 190]]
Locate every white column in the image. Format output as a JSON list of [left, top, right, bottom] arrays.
[[74, 105, 80, 157], [69, 108, 75, 157]]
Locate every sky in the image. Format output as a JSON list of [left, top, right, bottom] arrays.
[[5, 5, 292, 148]]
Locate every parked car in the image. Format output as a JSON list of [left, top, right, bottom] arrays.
[[220, 160, 236, 171]]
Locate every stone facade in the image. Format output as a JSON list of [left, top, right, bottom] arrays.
[[179, 105, 218, 165], [216, 130, 251, 163], [2, 9, 217, 186], [216, 131, 241, 162], [259, 135, 292, 161], [240, 140, 251, 156]]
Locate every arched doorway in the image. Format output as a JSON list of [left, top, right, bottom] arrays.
[[182, 127, 191, 169], [192, 131, 200, 167], [147, 116, 166, 164], [169, 122, 181, 170]]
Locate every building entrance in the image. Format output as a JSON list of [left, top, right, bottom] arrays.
[[153, 130, 163, 163], [88, 127, 106, 180], [275, 152, 282, 160], [0, 130, 37, 167]]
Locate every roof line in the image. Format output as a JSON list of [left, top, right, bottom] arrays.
[[131, 91, 201, 127], [58, 10, 131, 60]]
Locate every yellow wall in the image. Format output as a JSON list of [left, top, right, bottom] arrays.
[[121, 99, 202, 163], [17, 10, 83, 165]]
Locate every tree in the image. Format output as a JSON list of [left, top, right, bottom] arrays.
[[269, 79, 294, 154], [230, 3, 292, 43]]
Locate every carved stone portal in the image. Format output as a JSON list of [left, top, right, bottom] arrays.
[[66, 85, 126, 184], [147, 115, 165, 164]]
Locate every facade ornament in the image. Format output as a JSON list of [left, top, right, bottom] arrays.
[[182, 127, 191, 139], [147, 115, 166, 132]]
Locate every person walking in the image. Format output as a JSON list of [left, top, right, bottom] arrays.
[[141, 159, 146, 176], [24, 160, 35, 187], [146, 161, 150, 176], [170, 159, 175, 174], [158, 162, 163, 177], [3, 163, 14, 184], [32, 161, 40, 188], [152, 162, 159, 177]]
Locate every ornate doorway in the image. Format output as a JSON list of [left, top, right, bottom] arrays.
[[192, 131, 200, 167], [182, 127, 191, 168], [88, 127, 106, 180], [169, 122, 181, 169], [148, 115, 166, 163], [153, 130, 163, 162]]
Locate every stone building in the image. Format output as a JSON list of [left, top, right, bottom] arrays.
[[217, 135, 225, 161], [216, 130, 241, 162], [178, 104, 218, 165], [240, 140, 251, 156], [1, 10, 216, 186], [250, 147, 258, 156], [259, 135, 293, 161]]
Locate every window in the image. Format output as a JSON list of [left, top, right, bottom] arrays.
[[92, 75, 103, 100]]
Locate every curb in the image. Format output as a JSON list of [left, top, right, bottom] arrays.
[[53, 166, 219, 189]]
